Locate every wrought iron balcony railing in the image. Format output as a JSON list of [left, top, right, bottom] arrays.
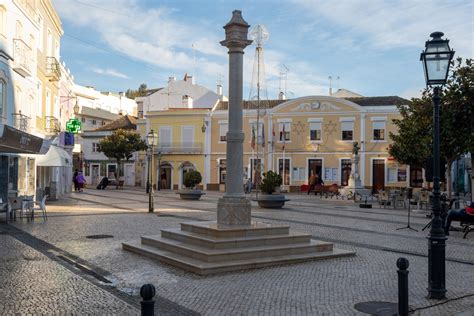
[[45, 116, 60, 133], [13, 39, 33, 77], [12, 112, 29, 132], [155, 142, 203, 154], [46, 56, 61, 81]]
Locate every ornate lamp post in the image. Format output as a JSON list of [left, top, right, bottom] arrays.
[[146, 130, 158, 213], [157, 152, 162, 191], [420, 31, 454, 300]]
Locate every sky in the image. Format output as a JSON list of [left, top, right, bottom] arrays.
[[54, 0, 473, 100]]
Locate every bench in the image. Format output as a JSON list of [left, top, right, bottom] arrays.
[[461, 221, 474, 239]]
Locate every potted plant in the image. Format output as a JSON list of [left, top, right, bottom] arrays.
[[255, 171, 289, 208], [178, 170, 205, 200]]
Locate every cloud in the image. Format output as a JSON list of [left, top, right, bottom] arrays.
[[292, 0, 473, 57], [91, 67, 130, 79]]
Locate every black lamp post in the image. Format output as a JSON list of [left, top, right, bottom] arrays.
[[146, 130, 158, 213], [420, 31, 454, 300], [157, 152, 162, 191]]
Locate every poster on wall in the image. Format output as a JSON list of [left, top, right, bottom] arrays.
[[398, 169, 407, 182]]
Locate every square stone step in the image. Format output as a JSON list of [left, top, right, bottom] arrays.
[[160, 228, 311, 249], [140, 235, 333, 262], [122, 241, 355, 275], [180, 221, 290, 238]]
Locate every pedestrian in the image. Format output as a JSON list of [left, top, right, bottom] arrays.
[[76, 171, 87, 192], [307, 171, 316, 195], [73, 169, 79, 192], [245, 178, 252, 194], [314, 173, 324, 195], [444, 201, 474, 235]]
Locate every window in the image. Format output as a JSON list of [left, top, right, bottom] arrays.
[[279, 122, 291, 141], [219, 159, 226, 184], [101, 121, 106, 126], [81, 117, 85, 123], [159, 126, 172, 147], [15, 20, 23, 39], [341, 121, 354, 141], [92, 119, 96, 125], [0, 79, 5, 118], [45, 89, 51, 116], [182, 126, 194, 146], [309, 122, 322, 141], [0, 6, 6, 37], [37, 15, 43, 51], [278, 158, 290, 185], [92, 143, 98, 152], [219, 123, 228, 142], [373, 121, 385, 140], [36, 82, 42, 117], [47, 29, 52, 56]]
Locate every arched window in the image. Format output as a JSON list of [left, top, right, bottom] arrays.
[[0, 6, 6, 37], [15, 20, 23, 39], [0, 79, 5, 119]]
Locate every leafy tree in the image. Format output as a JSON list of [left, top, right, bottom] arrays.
[[259, 171, 282, 194], [125, 83, 148, 99], [184, 170, 202, 188], [389, 58, 474, 197], [98, 129, 147, 188]]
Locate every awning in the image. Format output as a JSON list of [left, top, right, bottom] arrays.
[[36, 145, 72, 167], [0, 124, 50, 154]]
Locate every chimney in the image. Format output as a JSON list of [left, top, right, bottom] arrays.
[[182, 95, 193, 108], [168, 76, 176, 83], [217, 84, 223, 96], [186, 75, 195, 84], [278, 91, 286, 100]]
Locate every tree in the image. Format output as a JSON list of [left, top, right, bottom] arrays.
[[389, 58, 474, 197], [125, 83, 148, 99], [98, 129, 147, 188]]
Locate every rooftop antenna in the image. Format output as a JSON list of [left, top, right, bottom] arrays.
[[192, 43, 196, 78], [336, 76, 340, 91], [281, 64, 289, 97], [249, 24, 269, 200]]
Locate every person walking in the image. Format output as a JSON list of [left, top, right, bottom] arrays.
[[314, 173, 324, 196], [76, 171, 87, 192], [73, 169, 79, 192]]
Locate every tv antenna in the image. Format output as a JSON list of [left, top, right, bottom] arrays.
[[279, 64, 289, 98]]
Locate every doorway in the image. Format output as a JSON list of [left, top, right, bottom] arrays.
[[91, 164, 100, 186], [410, 167, 423, 188], [372, 159, 385, 193], [308, 159, 323, 181], [278, 158, 290, 185], [341, 159, 352, 187], [159, 163, 172, 190], [124, 163, 134, 186]]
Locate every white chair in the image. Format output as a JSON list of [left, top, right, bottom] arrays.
[[394, 191, 407, 209], [378, 191, 389, 208], [418, 191, 429, 210], [31, 195, 48, 221]]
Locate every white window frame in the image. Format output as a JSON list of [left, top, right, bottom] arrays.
[[371, 118, 387, 142], [0, 5, 6, 38], [277, 157, 292, 185], [92, 142, 98, 153], [278, 121, 291, 142], [219, 122, 228, 142], [37, 14, 43, 51], [340, 121, 354, 141], [159, 126, 172, 148]]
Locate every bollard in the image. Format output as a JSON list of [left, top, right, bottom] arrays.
[[140, 284, 156, 316], [396, 258, 409, 316]]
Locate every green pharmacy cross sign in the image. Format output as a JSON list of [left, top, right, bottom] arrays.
[[66, 118, 81, 133]]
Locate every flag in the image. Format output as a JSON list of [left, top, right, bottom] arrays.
[[282, 124, 286, 151], [251, 125, 256, 150], [261, 123, 265, 148]]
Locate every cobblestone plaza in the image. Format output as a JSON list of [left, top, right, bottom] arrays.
[[1, 188, 473, 315]]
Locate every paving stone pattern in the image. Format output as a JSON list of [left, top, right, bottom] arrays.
[[5, 188, 474, 315]]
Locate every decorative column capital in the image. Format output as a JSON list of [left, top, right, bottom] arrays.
[[220, 10, 252, 51]]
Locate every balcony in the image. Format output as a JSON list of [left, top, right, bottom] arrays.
[[12, 112, 30, 132], [156, 142, 203, 154], [46, 57, 61, 81], [12, 39, 33, 77], [45, 116, 60, 134]]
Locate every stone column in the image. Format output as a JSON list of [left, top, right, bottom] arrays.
[[217, 10, 252, 226]]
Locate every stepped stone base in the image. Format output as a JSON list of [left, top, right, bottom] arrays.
[[123, 221, 355, 275]]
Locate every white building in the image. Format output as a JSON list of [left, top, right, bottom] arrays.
[[136, 74, 226, 117]]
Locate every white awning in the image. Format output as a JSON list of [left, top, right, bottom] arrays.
[[36, 145, 72, 167]]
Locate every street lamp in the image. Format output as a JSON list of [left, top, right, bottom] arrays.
[[146, 130, 158, 213], [420, 31, 454, 300], [73, 99, 80, 116]]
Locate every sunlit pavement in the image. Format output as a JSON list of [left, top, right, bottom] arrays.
[[1, 187, 473, 315]]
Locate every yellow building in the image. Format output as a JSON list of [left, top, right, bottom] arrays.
[[137, 108, 210, 190], [138, 94, 418, 194], [35, 0, 62, 136], [210, 95, 414, 193]]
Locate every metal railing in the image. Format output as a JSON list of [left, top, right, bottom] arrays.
[[156, 142, 203, 154], [46, 56, 61, 80], [45, 116, 60, 133], [12, 112, 29, 132], [13, 39, 33, 76]]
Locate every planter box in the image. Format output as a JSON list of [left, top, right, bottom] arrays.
[[177, 189, 205, 200], [253, 194, 289, 209]]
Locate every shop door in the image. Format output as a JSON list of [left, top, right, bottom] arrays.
[[161, 166, 171, 189], [372, 159, 385, 193]]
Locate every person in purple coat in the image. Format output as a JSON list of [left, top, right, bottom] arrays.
[[76, 171, 87, 192]]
